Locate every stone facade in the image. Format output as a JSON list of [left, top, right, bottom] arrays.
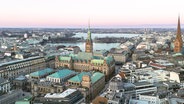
[[31, 81, 64, 97], [0, 78, 10, 93], [55, 53, 115, 80], [0, 56, 46, 81], [68, 72, 105, 102]]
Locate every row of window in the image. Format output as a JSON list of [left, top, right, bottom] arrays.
[[5, 59, 45, 71], [68, 82, 80, 86], [47, 78, 60, 83], [74, 64, 89, 70], [59, 60, 70, 63], [37, 87, 51, 92], [0, 84, 10, 92], [0, 64, 46, 79]]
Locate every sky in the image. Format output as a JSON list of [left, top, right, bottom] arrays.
[[0, 0, 183, 28]]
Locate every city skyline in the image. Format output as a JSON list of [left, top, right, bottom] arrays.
[[0, 0, 184, 28]]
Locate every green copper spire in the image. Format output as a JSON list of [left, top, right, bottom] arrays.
[[87, 19, 91, 40], [85, 19, 93, 53]]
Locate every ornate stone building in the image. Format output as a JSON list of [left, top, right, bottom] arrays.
[[31, 81, 64, 97], [174, 16, 183, 53], [68, 72, 105, 102], [55, 26, 115, 80], [0, 56, 46, 81]]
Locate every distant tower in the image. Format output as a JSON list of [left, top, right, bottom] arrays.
[[13, 44, 17, 52], [24, 33, 28, 39], [174, 16, 183, 52], [85, 20, 93, 53]]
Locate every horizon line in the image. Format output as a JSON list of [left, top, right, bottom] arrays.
[[0, 24, 183, 29]]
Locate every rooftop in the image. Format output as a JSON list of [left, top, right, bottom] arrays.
[[134, 81, 154, 88], [68, 72, 104, 84], [129, 99, 148, 104], [15, 75, 26, 81], [149, 63, 166, 69], [30, 68, 53, 77], [94, 50, 108, 55], [105, 56, 114, 65], [172, 52, 183, 57], [15, 96, 32, 104], [58, 56, 71, 61], [0, 56, 43, 67], [91, 59, 104, 65], [58, 52, 114, 65], [47, 69, 76, 79], [44, 89, 76, 98], [68, 72, 91, 83], [91, 72, 104, 84], [77, 52, 93, 60]]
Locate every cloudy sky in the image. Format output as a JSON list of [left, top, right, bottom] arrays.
[[0, 0, 183, 28]]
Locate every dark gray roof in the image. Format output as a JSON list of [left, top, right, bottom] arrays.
[[123, 83, 135, 90], [0, 56, 43, 67], [134, 81, 153, 87]]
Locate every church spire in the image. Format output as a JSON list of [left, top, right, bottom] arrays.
[[85, 19, 93, 53], [174, 15, 183, 53], [177, 15, 181, 37], [88, 18, 90, 31], [87, 19, 91, 40]]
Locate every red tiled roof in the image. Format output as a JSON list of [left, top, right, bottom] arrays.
[[149, 63, 166, 69], [118, 72, 126, 79]]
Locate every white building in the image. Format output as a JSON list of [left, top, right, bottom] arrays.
[[134, 68, 170, 83], [170, 71, 180, 83], [119, 41, 134, 51], [24, 33, 28, 38], [134, 82, 157, 99], [136, 42, 149, 50], [44, 88, 85, 104], [0, 78, 10, 93], [139, 94, 167, 104]]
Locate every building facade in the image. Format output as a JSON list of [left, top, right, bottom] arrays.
[[13, 75, 27, 91], [0, 56, 46, 81], [134, 82, 157, 99], [0, 78, 10, 93], [139, 94, 167, 104], [68, 72, 105, 102], [55, 53, 115, 80], [174, 16, 183, 53], [31, 81, 64, 97], [109, 48, 130, 64]]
